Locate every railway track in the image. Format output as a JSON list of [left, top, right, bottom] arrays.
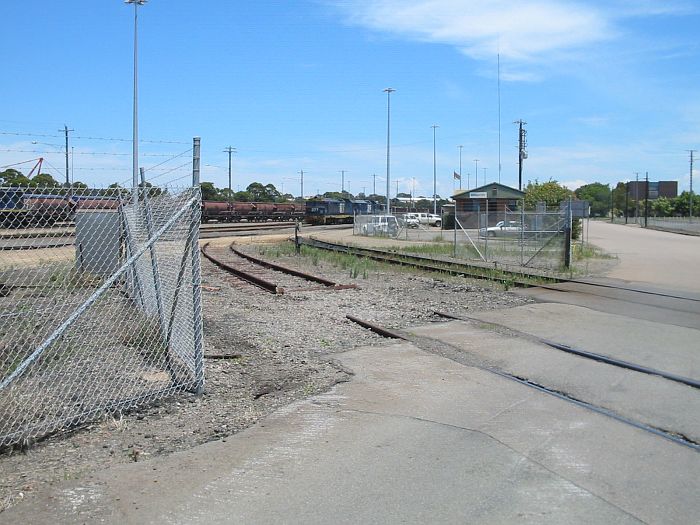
[[433, 310, 700, 390], [346, 314, 700, 452], [200, 242, 356, 294], [300, 237, 700, 309], [299, 236, 562, 286], [0, 223, 347, 250], [0, 221, 292, 241]]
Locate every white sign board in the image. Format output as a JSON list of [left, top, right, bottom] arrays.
[[469, 192, 487, 199]]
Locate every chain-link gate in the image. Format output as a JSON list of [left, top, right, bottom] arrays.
[[454, 206, 568, 271], [0, 185, 203, 448], [353, 214, 401, 238]]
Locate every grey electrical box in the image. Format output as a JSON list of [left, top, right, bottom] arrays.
[[75, 211, 121, 277], [560, 200, 590, 218]]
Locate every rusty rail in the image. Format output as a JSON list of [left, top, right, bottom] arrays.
[[230, 245, 342, 288], [345, 315, 407, 340], [201, 243, 282, 294]]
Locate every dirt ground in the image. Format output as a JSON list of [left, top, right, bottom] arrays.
[[0, 230, 611, 512]]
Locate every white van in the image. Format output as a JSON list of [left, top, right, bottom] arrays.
[[361, 215, 399, 235], [408, 213, 442, 228]]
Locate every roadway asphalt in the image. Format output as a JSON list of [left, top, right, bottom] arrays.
[[3, 221, 699, 524], [584, 221, 700, 294]]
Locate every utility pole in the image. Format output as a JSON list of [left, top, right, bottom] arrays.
[[514, 120, 527, 191], [223, 146, 236, 207], [411, 177, 416, 209], [610, 185, 615, 223], [458, 145, 463, 190], [60, 125, 74, 187], [634, 172, 639, 222], [644, 172, 650, 228], [432, 124, 438, 215], [299, 170, 304, 200], [127, 0, 147, 205], [384, 87, 395, 215], [498, 53, 502, 184], [473, 159, 479, 188], [689, 150, 696, 222]]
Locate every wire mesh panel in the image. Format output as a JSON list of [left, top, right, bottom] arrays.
[[353, 214, 401, 238], [0, 185, 203, 448], [454, 207, 567, 271], [645, 216, 700, 234]]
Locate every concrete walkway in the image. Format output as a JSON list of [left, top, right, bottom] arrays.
[[4, 340, 698, 524]]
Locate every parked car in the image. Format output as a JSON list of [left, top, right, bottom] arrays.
[[403, 213, 420, 228], [405, 212, 442, 228], [361, 215, 399, 236], [480, 220, 525, 237], [426, 213, 442, 227]]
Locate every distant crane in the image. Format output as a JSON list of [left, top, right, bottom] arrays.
[[0, 157, 44, 180], [26, 158, 44, 180]]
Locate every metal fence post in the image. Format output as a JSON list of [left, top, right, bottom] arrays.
[[190, 190, 204, 394], [453, 208, 457, 258], [520, 203, 525, 266], [190, 136, 203, 393], [192, 137, 201, 187], [117, 190, 145, 308], [564, 198, 572, 268], [484, 199, 489, 261], [139, 167, 169, 355]]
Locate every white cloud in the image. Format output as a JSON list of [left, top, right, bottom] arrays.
[[561, 179, 588, 190], [335, 0, 613, 63]]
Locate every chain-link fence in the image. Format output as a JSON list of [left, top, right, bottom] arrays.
[[452, 207, 569, 270], [353, 214, 402, 238], [646, 216, 700, 234], [352, 208, 569, 271], [0, 185, 203, 448], [611, 215, 700, 235]]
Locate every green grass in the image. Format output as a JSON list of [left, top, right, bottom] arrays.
[[572, 243, 615, 261], [257, 241, 379, 279], [253, 240, 563, 286], [399, 243, 486, 260]]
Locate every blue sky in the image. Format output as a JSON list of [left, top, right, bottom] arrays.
[[2, 1, 699, 198]]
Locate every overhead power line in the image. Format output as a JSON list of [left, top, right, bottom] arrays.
[[1, 148, 186, 157], [150, 162, 193, 183], [0, 130, 188, 144], [142, 148, 192, 173], [41, 159, 65, 179]]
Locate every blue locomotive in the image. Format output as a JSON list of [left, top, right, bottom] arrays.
[[305, 198, 379, 225]]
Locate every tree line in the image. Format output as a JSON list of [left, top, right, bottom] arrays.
[[523, 179, 699, 218], [3, 167, 697, 217]]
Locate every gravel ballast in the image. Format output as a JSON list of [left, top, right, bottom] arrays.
[[0, 234, 532, 511]]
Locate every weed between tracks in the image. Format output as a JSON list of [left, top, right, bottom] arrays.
[[572, 243, 616, 261], [255, 243, 378, 280], [254, 239, 610, 290]]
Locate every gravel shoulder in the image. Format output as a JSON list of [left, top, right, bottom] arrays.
[[0, 232, 533, 511]]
